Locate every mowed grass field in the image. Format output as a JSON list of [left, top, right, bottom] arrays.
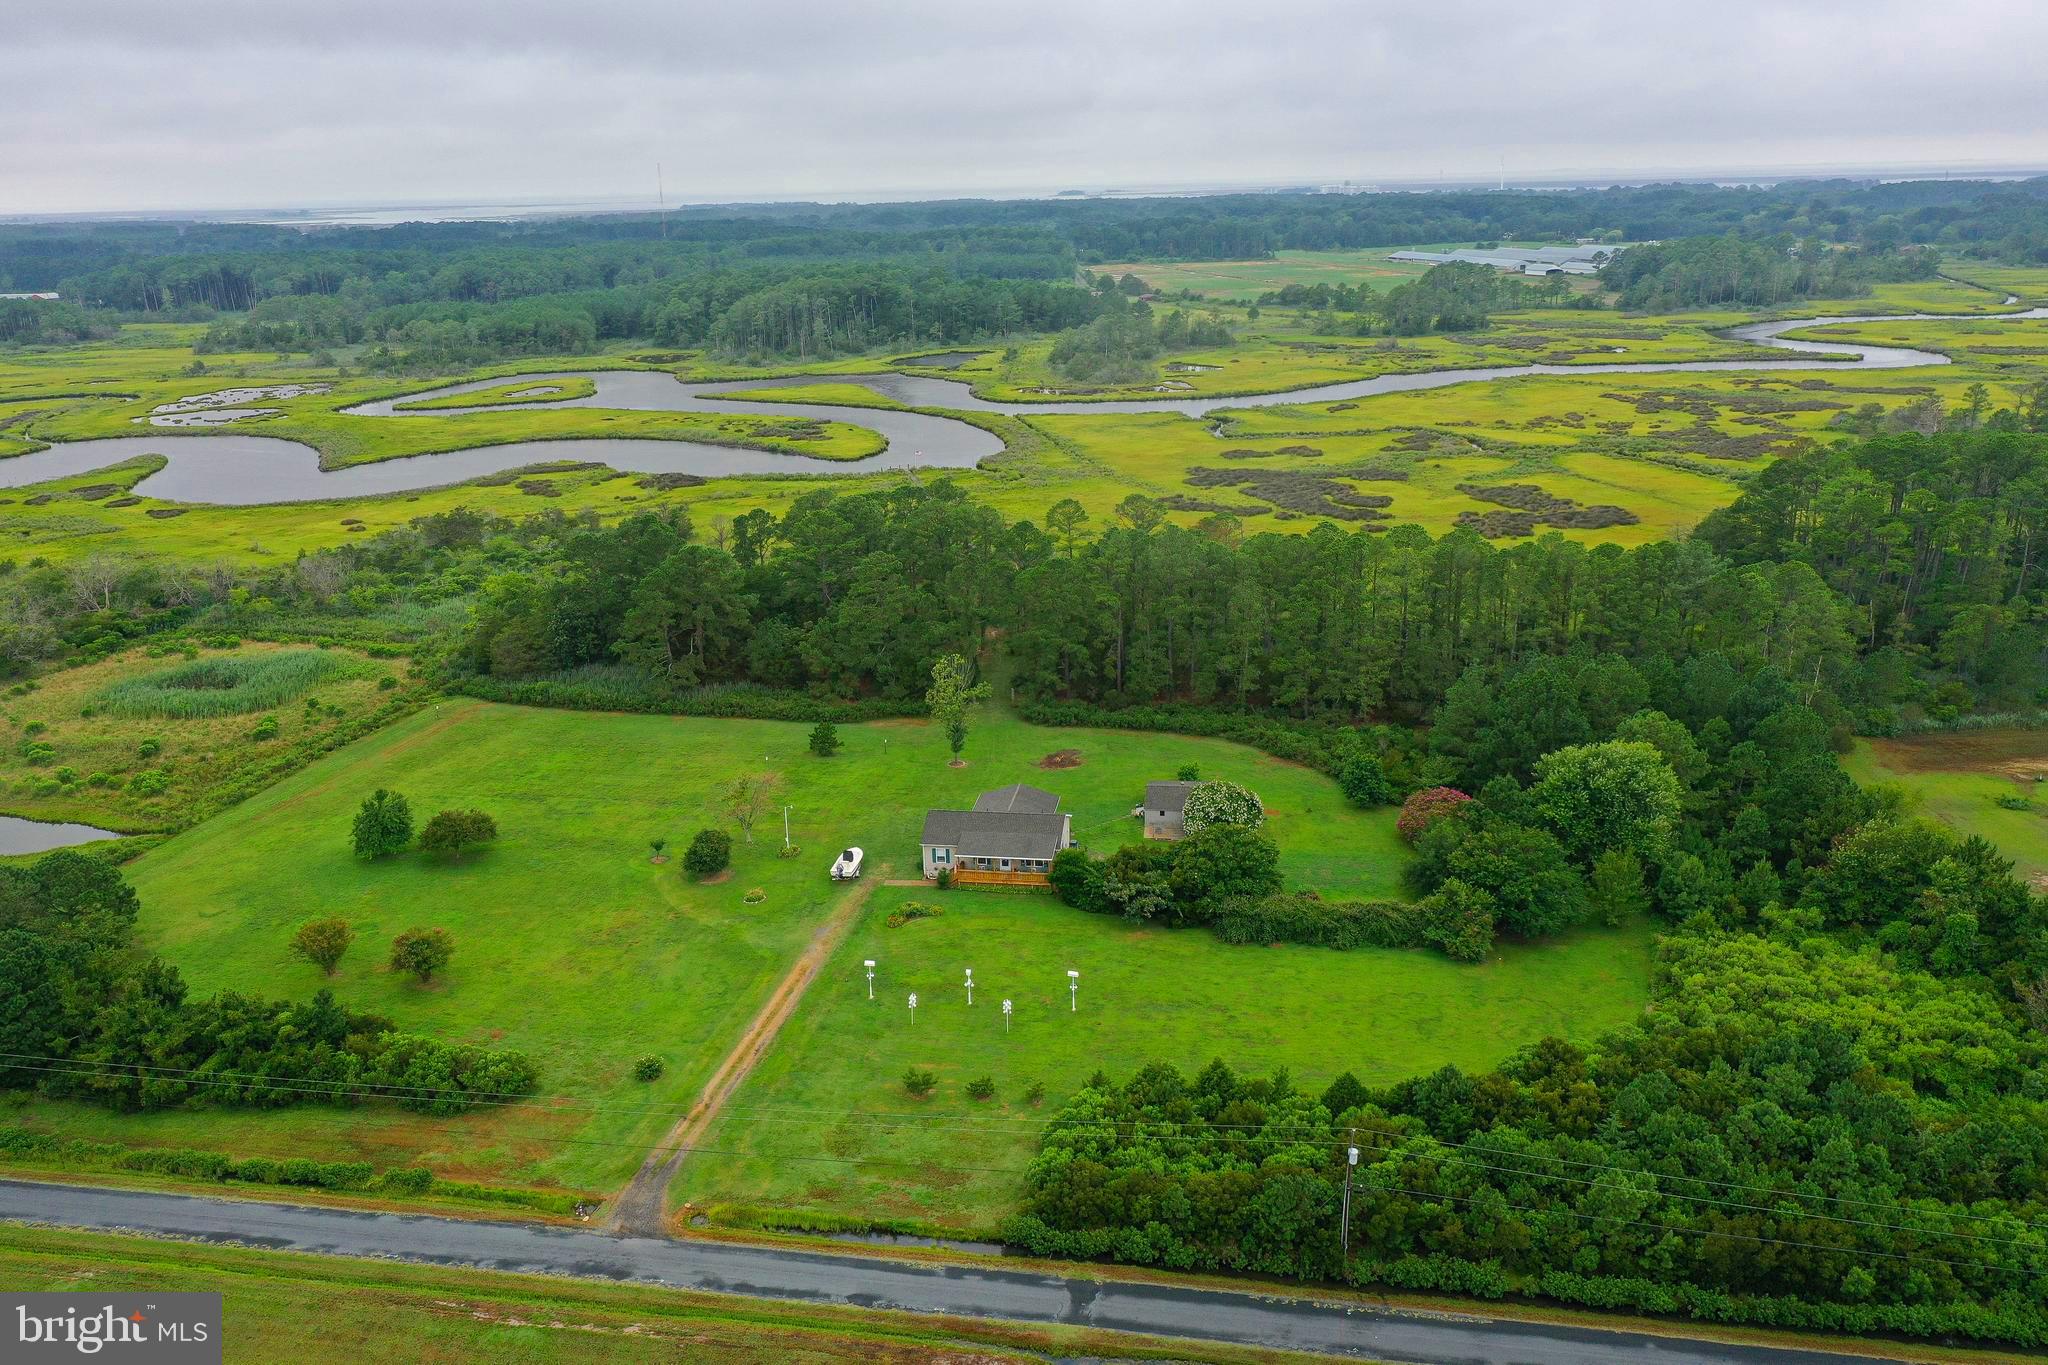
[[4, 696, 1426, 1196], [673, 886, 1655, 1232], [1846, 729, 2048, 888], [0, 1226, 1321, 1365]]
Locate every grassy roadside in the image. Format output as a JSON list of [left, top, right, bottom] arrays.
[[0, 1223, 1348, 1364]]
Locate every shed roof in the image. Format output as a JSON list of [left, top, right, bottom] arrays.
[[972, 783, 1061, 814], [921, 809, 1068, 860], [1145, 780, 1198, 814]]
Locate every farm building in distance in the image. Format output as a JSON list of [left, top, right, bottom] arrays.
[[921, 783, 1073, 884]]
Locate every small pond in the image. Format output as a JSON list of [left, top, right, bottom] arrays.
[[0, 814, 123, 855]]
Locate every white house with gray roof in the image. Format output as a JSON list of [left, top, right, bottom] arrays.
[[921, 783, 1072, 881]]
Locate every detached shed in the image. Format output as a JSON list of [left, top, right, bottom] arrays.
[[1140, 780, 1198, 839]]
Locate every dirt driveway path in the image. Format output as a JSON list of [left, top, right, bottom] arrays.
[[604, 870, 882, 1235]]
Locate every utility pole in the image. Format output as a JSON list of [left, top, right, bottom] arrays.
[[1341, 1136, 1359, 1259]]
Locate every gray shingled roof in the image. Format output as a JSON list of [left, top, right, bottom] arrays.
[[921, 809, 1068, 860], [972, 783, 1061, 814], [1145, 780, 1198, 814]]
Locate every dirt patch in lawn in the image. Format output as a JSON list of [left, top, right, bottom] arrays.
[[1037, 748, 1084, 769], [1867, 728, 2048, 780]]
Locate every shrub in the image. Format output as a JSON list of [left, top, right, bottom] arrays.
[[1048, 848, 1108, 912], [1418, 878, 1497, 961], [127, 769, 170, 797], [390, 926, 453, 982], [885, 900, 942, 928], [352, 788, 414, 858], [1994, 793, 2033, 811], [1212, 892, 1424, 949], [1181, 780, 1264, 834], [250, 714, 280, 740], [137, 737, 162, 759], [902, 1068, 937, 1098], [632, 1056, 664, 1082], [418, 808, 498, 859], [649, 836, 668, 859], [808, 721, 841, 757], [85, 771, 111, 788], [20, 742, 54, 767], [1338, 752, 1395, 807], [1398, 786, 1471, 843], [22, 721, 45, 737], [966, 1076, 996, 1101], [934, 867, 953, 890], [53, 766, 77, 786], [1167, 825, 1282, 918], [1176, 763, 1201, 782], [1023, 1080, 1047, 1105], [683, 828, 732, 877], [378, 1166, 433, 1195], [377, 675, 399, 690]]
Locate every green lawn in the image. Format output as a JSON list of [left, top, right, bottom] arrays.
[[673, 884, 1655, 1233], [5, 695, 1415, 1195]]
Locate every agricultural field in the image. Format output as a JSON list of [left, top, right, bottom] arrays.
[[1846, 729, 2048, 888], [674, 884, 1655, 1233], [3, 695, 1512, 1200], [0, 640, 417, 832]]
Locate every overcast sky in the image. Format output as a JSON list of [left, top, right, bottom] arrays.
[[6, 0, 2046, 216]]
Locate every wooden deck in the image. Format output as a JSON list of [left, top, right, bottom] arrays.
[[949, 869, 1052, 889]]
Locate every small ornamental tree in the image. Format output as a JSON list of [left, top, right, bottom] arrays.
[[1397, 786, 1471, 844], [902, 1067, 937, 1098], [1180, 780, 1264, 834], [632, 1056, 664, 1082], [684, 828, 732, 878], [1175, 764, 1200, 782], [1338, 752, 1395, 808], [390, 927, 453, 983], [925, 653, 991, 766], [351, 788, 413, 859], [418, 808, 498, 859], [808, 721, 840, 757], [290, 917, 353, 976]]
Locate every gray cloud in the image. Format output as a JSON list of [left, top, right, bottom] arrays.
[[3, 0, 2044, 214]]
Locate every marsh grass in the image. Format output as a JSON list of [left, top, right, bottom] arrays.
[[93, 649, 366, 719]]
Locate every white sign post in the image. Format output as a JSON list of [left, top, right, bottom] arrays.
[[908, 991, 918, 1024], [864, 959, 876, 1001], [964, 967, 974, 1006], [1002, 999, 1012, 1033], [1067, 969, 1080, 1012]]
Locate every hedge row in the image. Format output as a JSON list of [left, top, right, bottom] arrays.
[[998, 1226, 2048, 1349], [1211, 892, 1423, 950], [0, 1129, 584, 1214], [452, 674, 922, 724]]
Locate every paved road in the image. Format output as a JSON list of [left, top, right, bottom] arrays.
[[0, 1179, 1883, 1364]]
